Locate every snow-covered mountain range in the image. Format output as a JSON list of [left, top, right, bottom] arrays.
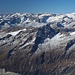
[[1, 13, 75, 29], [1, 13, 75, 75]]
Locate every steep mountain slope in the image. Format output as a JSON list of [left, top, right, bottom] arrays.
[[0, 13, 75, 75]]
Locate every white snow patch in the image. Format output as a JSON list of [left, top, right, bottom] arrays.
[[70, 31, 75, 35], [25, 22, 46, 28], [47, 15, 64, 23], [19, 37, 36, 49], [39, 13, 51, 19], [64, 22, 75, 28], [7, 28, 26, 36], [23, 18, 31, 23], [66, 13, 75, 19], [64, 17, 70, 21]]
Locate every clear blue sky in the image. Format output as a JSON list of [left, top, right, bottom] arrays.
[[0, 0, 75, 14]]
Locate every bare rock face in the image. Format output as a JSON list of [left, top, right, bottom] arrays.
[[0, 13, 75, 75]]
